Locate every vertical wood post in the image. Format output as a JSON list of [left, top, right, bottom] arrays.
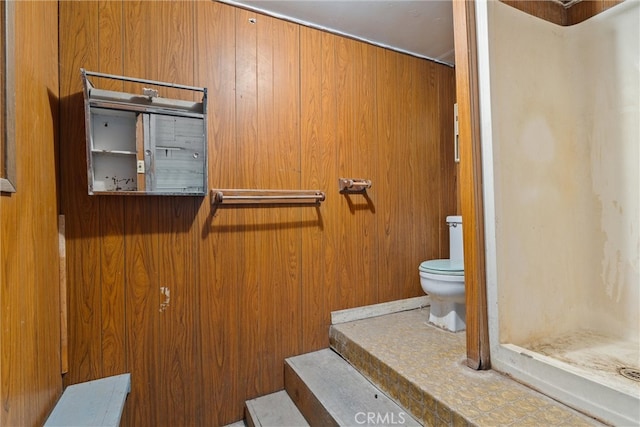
[[452, 0, 491, 370]]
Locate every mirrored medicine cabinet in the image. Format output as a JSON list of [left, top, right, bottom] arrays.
[[81, 69, 207, 195]]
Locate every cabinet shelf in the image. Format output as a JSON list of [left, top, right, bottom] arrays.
[[91, 149, 137, 156]]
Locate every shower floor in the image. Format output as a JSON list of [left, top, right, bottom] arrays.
[[523, 329, 640, 398]]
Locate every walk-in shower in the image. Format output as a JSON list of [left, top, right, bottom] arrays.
[[476, 1, 639, 425]]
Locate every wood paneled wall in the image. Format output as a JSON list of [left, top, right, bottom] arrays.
[[0, 1, 61, 426], [58, 2, 456, 426]]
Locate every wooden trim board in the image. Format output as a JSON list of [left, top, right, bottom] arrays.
[[331, 296, 430, 325]]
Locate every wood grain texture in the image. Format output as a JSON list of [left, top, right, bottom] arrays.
[[300, 27, 330, 352], [97, 0, 127, 380], [438, 64, 458, 251], [153, 2, 202, 425], [123, 197, 160, 427], [59, 0, 103, 389], [453, 0, 491, 370], [58, 2, 457, 425], [121, 2, 160, 426], [0, 1, 61, 426], [566, 0, 624, 25], [0, 2, 4, 177], [500, 0, 624, 26], [235, 8, 262, 403], [196, 3, 244, 425], [195, 2, 240, 425]]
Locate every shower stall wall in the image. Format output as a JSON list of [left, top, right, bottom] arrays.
[[477, 1, 640, 425]]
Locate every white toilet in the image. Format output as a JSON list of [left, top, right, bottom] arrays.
[[418, 215, 465, 332]]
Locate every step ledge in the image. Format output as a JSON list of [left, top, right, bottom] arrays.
[[331, 296, 429, 325], [285, 349, 420, 426], [44, 373, 131, 427], [245, 390, 309, 427]]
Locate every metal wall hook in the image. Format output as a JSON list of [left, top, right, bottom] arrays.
[[339, 178, 371, 193]]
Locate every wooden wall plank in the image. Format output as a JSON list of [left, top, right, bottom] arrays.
[[411, 57, 436, 292], [0, 1, 61, 425], [97, 0, 127, 380], [300, 27, 328, 352], [421, 60, 445, 263], [269, 18, 303, 386], [157, 199, 200, 425], [376, 48, 400, 302], [123, 198, 160, 427], [354, 42, 379, 307], [121, 2, 160, 425], [153, 2, 202, 425], [438, 65, 458, 239], [255, 14, 280, 396], [195, 1, 240, 424], [235, 8, 262, 401], [58, 0, 103, 389], [319, 33, 342, 320], [334, 37, 352, 311]]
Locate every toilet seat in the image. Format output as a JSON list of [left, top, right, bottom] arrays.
[[419, 259, 464, 276]]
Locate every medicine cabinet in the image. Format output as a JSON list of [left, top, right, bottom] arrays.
[[81, 69, 207, 195]]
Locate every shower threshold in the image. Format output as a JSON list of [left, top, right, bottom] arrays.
[[523, 328, 640, 397], [495, 329, 640, 427]]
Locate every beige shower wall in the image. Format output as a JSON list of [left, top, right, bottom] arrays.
[[488, 0, 639, 344], [567, 2, 640, 341]]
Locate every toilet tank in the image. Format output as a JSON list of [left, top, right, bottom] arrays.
[[446, 215, 463, 261]]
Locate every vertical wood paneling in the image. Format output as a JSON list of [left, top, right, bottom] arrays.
[[0, 1, 60, 426], [121, 3, 160, 425], [300, 27, 328, 351], [123, 199, 160, 426], [270, 18, 302, 385], [59, 0, 103, 388], [410, 57, 434, 292], [334, 37, 351, 310], [97, 0, 127, 379], [235, 8, 262, 400], [195, 2, 240, 424], [255, 15, 280, 396], [319, 33, 341, 319], [376, 48, 398, 302], [422, 60, 447, 261], [153, 2, 202, 425], [354, 42, 379, 307], [334, 38, 379, 310], [377, 50, 426, 302], [58, 2, 457, 425], [157, 200, 200, 426], [438, 65, 458, 244]]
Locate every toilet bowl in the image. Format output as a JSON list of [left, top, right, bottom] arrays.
[[418, 216, 465, 332]]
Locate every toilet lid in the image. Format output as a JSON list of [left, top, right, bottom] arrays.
[[419, 259, 464, 276]]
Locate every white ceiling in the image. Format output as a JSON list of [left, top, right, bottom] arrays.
[[218, 1, 455, 66]]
